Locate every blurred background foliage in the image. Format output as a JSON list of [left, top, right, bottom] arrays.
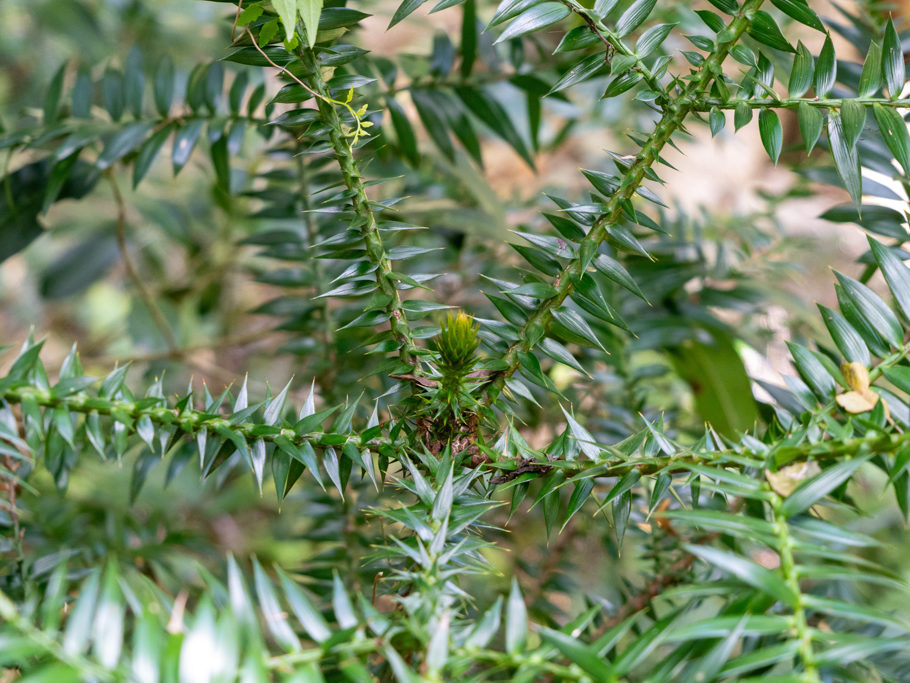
[[2, 0, 910, 674]]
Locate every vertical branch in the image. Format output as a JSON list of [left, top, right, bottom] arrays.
[[771, 496, 820, 682], [250, 35, 421, 367], [107, 172, 178, 351], [303, 67, 421, 367]]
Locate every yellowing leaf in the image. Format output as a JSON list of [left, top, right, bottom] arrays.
[[841, 361, 870, 393]]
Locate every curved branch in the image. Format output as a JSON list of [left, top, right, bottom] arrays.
[[480, 0, 767, 408]]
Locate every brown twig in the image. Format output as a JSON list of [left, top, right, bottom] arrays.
[[231, 0, 244, 42], [489, 458, 554, 485], [1, 415, 34, 585], [1, 454, 23, 567], [560, 2, 615, 63], [592, 497, 746, 637], [389, 373, 437, 388], [246, 29, 324, 103]]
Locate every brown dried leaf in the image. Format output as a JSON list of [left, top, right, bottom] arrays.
[[766, 461, 822, 497], [836, 390, 879, 414]]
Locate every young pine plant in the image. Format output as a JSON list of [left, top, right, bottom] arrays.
[[0, 0, 910, 681]]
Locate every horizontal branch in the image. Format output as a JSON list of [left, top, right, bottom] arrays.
[[689, 96, 910, 111], [488, 425, 908, 486], [0, 384, 376, 452]]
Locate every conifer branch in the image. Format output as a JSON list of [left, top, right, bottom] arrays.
[[480, 0, 768, 407]]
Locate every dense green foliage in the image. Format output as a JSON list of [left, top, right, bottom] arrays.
[[2, 0, 910, 680]]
